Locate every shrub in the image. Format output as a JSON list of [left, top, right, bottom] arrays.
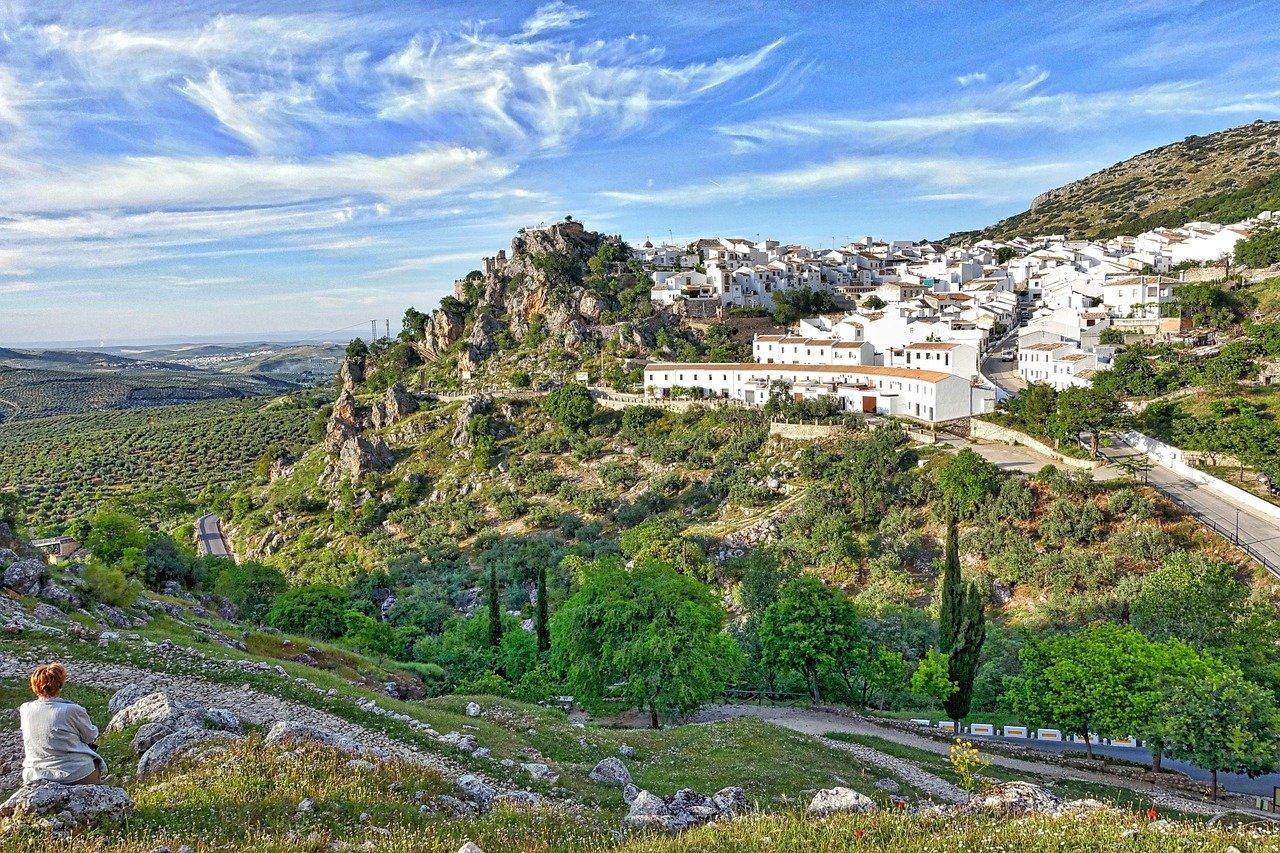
[[265, 584, 351, 639], [83, 561, 141, 607]]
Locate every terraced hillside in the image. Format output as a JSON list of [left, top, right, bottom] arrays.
[[0, 396, 318, 531], [948, 120, 1280, 243], [0, 364, 297, 421]]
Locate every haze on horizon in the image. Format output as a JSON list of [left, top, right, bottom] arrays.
[[1, 0, 1279, 346]]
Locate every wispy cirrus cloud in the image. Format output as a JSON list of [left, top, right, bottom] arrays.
[[375, 23, 782, 152], [519, 1, 589, 38], [602, 155, 1079, 206], [0, 146, 510, 214]]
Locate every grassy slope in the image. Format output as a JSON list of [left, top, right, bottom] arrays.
[[0, 680, 1269, 851]]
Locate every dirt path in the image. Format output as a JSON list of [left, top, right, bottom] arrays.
[[698, 705, 1232, 818]]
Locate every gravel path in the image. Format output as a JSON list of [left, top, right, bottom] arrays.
[[0, 655, 479, 792], [697, 705, 1232, 818]]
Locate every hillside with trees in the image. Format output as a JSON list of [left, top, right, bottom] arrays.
[[947, 120, 1280, 242]]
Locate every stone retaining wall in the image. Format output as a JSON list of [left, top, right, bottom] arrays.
[[969, 419, 1098, 470]]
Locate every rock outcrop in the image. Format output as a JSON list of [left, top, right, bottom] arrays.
[[451, 394, 493, 448], [589, 757, 632, 787], [622, 786, 749, 832], [411, 300, 468, 362], [337, 436, 394, 481], [338, 357, 365, 392], [0, 781, 132, 837], [3, 558, 44, 596], [324, 390, 365, 452], [370, 384, 419, 429]]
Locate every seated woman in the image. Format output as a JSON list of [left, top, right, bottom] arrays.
[[19, 663, 107, 785]]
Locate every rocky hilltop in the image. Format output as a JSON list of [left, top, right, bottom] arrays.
[[411, 219, 678, 374], [949, 119, 1280, 243]]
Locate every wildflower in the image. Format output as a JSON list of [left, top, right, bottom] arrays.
[[855, 829, 866, 839], [1146, 807, 1158, 820]]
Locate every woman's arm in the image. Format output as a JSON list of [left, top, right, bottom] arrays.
[[69, 704, 100, 746]]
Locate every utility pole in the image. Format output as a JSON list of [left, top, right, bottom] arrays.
[[370, 319, 377, 342], [385, 318, 390, 339]]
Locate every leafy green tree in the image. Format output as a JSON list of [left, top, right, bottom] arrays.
[[937, 517, 985, 719], [342, 610, 402, 661], [0, 491, 23, 528], [214, 562, 287, 624], [934, 449, 1000, 519], [551, 557, 741, 727], [544, 383, 595, 433], [535, 561, 550, 657], [911, 648, 956, 705], [85, 509, 148, 564], [1236, 221, 1280, 268], [1130, 552, 1280, 691], [759, 576, 866, 703], [1162, 670, 1280, 799], [83, 561, 141, 607], [1050, 386, 1125, 456], [856, 646, 910, 708], [1006, 623, 1201, 760], [345, 338, 369, 359], [994, 246, 1016, 264], [618, 518, 711, 580], [401, 307, 429, 340], [486, 563, 503, 648], [144, 534, 193, 590], [266, 584, 351, 639]]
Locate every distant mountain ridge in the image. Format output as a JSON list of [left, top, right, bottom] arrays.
[[948, 120, 1280, 244]]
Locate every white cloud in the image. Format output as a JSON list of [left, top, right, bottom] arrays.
[[0, 69, 22, 127], [602, 155, 1078, 206], [362, 251, 485, 279], [0, 147, 511, 214], [956, 72, 988, 87], [0, 248, 33, 275], [520, 2, 589, 38], [376, 27, 782, 152], [178, 70, 276, 152], [0, 281, 37, 294]]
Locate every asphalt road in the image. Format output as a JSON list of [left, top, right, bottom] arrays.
[[1102, 440, 1280, 576], [980, 334, 1025, 399], [195, 513, 231, 558]]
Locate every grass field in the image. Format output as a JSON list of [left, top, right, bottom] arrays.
[[0, 396, 316, 531]]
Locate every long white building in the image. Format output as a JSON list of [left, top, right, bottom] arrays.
[[642, 362, 994, 423]]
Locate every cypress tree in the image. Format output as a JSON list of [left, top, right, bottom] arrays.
[[938, 515, 987, 720], [487, 564, 503, 648], [535, 562, 550, 657]]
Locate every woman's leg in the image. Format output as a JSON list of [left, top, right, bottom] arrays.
[[71, 768, 102, 785]]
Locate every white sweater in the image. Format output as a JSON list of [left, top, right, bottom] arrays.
[[19, 697, 105, 784]]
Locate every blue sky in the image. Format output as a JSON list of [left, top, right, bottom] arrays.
[[2, 0, 1279, 345]]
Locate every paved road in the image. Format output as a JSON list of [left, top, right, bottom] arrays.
[[195, 513, 231, 558], [699, 705, 1248, 816], [1102, 439, 1280, 575], [980, 334, 1025, 399]]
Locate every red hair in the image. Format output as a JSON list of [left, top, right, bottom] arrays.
[[31, 663, 66, 698]]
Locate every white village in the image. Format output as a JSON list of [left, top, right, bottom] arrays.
[[639, 216, 1271, 422]]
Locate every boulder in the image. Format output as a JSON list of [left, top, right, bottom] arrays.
[[0, 781, 133, 833], [618, 743, 637, 757], [521, 762, 557, 783], [38, 580, 82, 609], [965, 781, 1061, 815], [465, 701, 481, 718], [455, 774, 495, 809], [263, 721, 366, 757], [711, 787, 749, 817], [137, 729, 240, 776], [337, 436, 394, 482], [622, 790, 670, 829], [807, 787, 877, 817], [324, 390, 364, 452], [3, 558, 44, 595], [108, 684, 151, 715], [0, 548, 19, 567], [107, 692, 202, 733], [457, 843, 485, 853], [451, 395, 494, 448], [588, 757, 632, 787], [131, 721, 177, 755], [204, 708, 243, 733]]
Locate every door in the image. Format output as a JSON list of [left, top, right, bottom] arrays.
[[862, 396, 876, 413]]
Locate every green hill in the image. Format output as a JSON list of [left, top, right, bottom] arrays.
[[948, 120, 1280, 243]]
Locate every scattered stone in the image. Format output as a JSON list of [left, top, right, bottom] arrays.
[[204, 708, 243, 733], [465, 702, 481, 718], [617, 743, 637, 757], [263, 721, 367, 758], [2, 558, 44, 595], [711, 787, 749, 817], [807, 787, 877, 817], [874, 778, 900, 793], [589, 757, 632, 787], [457, 843, 484, 853], [108, 684, 150, 715], [521, 762, 557, 783], [137, 729, 240, 776]]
